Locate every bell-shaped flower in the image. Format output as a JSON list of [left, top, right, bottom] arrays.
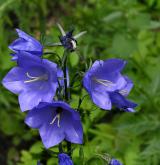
[[51, 23, 86, 52], [83, 59, 137, 111], [58, 153, 73, 165], [2, 51, 58, 111], [9, 29, 43, 57], [109, 158, 123, 165], [25, 101, 83, 148]]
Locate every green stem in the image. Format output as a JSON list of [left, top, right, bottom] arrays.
[[58, 143, 63, 153], [62, 50, 69, 101], [67, 142, 72, 157], [62, 50, 72, 156]]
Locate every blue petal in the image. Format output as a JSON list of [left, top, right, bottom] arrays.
[[16, 29, 36, 41], [90, 59, 126, 75], [16, 29, 42, 50], [10, 53, 18, 61], [103, 58, 127, 72], [118, 76, 133, 96], [16, 51, 42, 68], [62, 110, 83, 144], [83, 70, 92, 95], [18, 85, 54, 112], [25, 105, 53, 128], [39, 123, 65, 149], [110, 92, 137, 112], [109, 158, 123, 165], [91, 90, 112, 110], [9, 29, 43, 56], [58, 153, 73, 165], [2, 67, 25, 94]]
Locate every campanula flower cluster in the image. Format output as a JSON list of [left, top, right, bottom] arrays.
[[2, 27, 83, 148], [2, 24, 137, 164]]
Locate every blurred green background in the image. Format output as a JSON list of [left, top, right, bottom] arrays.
[[0, 0, 160, 164]]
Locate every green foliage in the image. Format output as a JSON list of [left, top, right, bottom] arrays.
[[0, 0, 160, 164]]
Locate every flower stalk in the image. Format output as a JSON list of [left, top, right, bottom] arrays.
[[61, 50, 73, 157], [62, 50, 69, 101]]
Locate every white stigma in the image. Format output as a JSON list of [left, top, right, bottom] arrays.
[[24, 72, 48, 83], [71, 40, 77, 49], [50, 113, 61, 128], [93, 77, 114, 87]]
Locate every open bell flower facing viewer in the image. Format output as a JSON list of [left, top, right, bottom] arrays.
[[2, 51, 59, 111], [25, 101, 83, 148]]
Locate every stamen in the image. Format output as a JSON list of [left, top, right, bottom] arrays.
[[26, 72, 38, 79], [24, 72, 48, 83], [93, 77, 114, 87], [119, 89, 128, 95], [50, 114, 61, 128]]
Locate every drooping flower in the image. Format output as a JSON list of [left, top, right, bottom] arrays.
[[9, 29, 43, 57], [52, 23, 86, 51], [83, 59, 137, 111], [2, 51, 58, 111], [58, 153, 73, 165], [25, 101, 83, 148], [109, 158, 123, 165]]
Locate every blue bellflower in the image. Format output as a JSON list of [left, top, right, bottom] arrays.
[[83, 59, 137, 112], [2, 51, 58, 111], [109, 158, 123, 165], [58, 153, 73, 165], [52, 23, 86, 52], [25, 101, 83, 148], [9, 29, 43, 58]]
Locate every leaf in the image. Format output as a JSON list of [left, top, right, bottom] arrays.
[[103, 11, 123, 23], [128, 13, 151, 30], [109, 33, 137, 56], [69, 52, 79, 67]]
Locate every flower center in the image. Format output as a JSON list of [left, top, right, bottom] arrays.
[[24, 72, 48, 83], [93, 77, 114, 87], [50, 107, 63, 128]]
